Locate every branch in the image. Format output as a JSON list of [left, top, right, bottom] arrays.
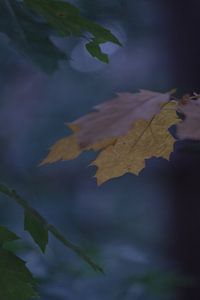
[[0, 183, 104, 273]]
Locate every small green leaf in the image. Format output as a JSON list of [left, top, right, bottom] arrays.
[[24, 210, 48, 253], [0, 249, 39, 300], [0, 226, 19, 245], [86, 39, 108, 63]]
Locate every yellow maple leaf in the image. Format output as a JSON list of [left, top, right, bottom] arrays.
[[41, 92, 179, 185], [92, 102, 180, 185]]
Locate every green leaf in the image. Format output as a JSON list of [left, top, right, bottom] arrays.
[[0, 249, 39, 300], [24, 209, 48, 253], [86, 39, 108, 63], [0, 1, 67, 72], [24, 0, 121, 62], [0, 226, 19, 245]]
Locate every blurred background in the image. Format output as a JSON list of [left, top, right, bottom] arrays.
[[0, 0, 200, 299]]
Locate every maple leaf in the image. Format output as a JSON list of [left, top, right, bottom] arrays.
[[70, 90, 171, 148], [177, 98, 200, 140], [42, 90, 179, 184], [42, 90, 171, 165]]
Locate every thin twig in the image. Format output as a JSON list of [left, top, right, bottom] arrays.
[[0, 183, 103, 273]]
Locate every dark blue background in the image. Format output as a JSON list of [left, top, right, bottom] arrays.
[[1, 1, 200, 299]]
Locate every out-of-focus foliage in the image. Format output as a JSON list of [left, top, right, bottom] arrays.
[[0, 249, 39, 300], [121, 271, 194, 298], [0, 0, 67, 72], [0, 0, 120, 72], [25, 0, 121, 62]]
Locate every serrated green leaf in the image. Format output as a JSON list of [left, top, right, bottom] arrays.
[[24, 210, 48, 253], [0, 226, 19, 245], [24, 0, 121, 62], [0, 249, 39, 300]]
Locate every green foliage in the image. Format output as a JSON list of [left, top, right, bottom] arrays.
[[0, 0, 121, 72], [24, 0, 121, 63], [0, 0, 67, 72]]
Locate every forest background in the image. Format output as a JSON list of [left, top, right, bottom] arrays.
[[0, 0, 200, 299]]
